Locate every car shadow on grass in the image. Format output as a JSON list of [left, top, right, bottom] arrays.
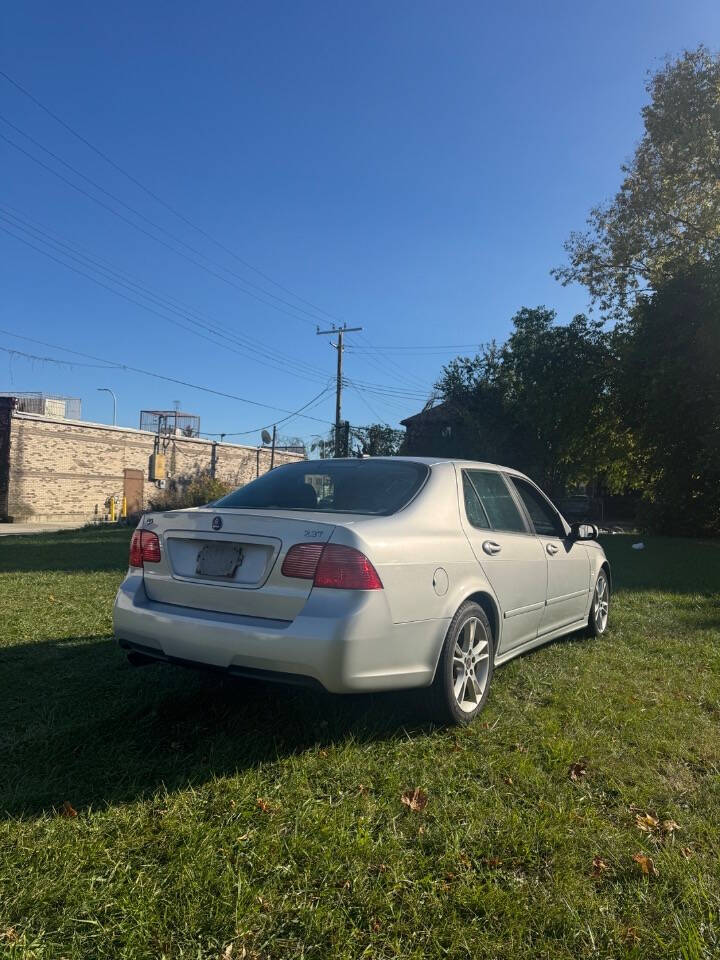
[[0, 635, 438, 818]]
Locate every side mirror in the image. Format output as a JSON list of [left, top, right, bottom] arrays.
[[571, 521, 599, 541]]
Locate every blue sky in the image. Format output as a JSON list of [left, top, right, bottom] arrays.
[[2, 1, 718, 442]]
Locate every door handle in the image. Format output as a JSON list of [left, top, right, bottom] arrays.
[[482, 540, 502, 556], [546, 543, 559, 556]]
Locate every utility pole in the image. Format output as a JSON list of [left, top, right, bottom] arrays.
[[316, 323, 362, 456]]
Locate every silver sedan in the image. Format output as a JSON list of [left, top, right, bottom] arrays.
[[114, 457, 610, 724]]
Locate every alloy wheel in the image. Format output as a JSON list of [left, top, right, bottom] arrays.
[[593, 574, 609, 633], [452, 616, 491, 712]]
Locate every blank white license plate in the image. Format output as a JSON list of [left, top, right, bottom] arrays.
[[195, 542, 244, 578]]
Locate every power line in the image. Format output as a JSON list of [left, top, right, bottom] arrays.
[[0, 346, 113, 370], [0, 67, 343, 326], [341, 376, 429, 399], [345, 378, 422, 417], [0, 73, 433, 423], [0, 206, 332, 385], [347, 381, 392, 425], [0, 222, 331, 389], [344, 331, 430, 393], [0, 208, 430, 416], [0, 330, 336, 427], [1, 223, 427, 424], [199, 387, 331, 438], [347, 343, 482, 353], [0, 124, 323, 328]]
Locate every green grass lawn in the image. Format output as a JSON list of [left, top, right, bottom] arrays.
[[0, 528, 718, 959]]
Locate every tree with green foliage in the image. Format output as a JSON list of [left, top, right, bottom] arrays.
[[553, 47, 720, 316], [311, 423, 403, 458], [616, 261, 720, 536], [351, 423, 404, 457], [435, 308, 630, 495]]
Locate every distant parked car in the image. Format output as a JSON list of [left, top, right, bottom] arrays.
[[559, 494, 595, 522], [114, 458, 610, 725]]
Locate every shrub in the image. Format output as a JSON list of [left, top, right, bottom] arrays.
[[148, 471, 232, 512]]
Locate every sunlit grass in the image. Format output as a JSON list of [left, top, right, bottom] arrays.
[[0, 528, 718, 959]]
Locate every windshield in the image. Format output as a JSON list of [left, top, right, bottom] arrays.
[[214, 459, 429, 516]]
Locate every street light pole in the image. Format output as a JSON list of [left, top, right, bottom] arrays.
[[97, 387, 117, 426]]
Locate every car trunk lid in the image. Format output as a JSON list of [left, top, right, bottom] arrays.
[[141, 509, 336, 620]]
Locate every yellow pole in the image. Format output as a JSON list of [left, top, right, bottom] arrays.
[[109, 497, 116, 522], [121, 496, 127, 519]]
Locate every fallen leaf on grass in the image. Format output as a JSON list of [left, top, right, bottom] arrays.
[[591, 856, 609, 878], [661, 819, 680, 835], [635, 812, 659, 832], [256, 798, 275, 814], [61, 801, 78, 818], [632, 853, 658, 876], [680, 846, 693, 859], [401, 788, 428, 812], [569, 761, 587, 781]]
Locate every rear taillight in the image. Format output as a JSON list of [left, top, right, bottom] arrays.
[[281, 542, 325, 579], [281, 542, 383, 590], [129, 529, 161, 568]]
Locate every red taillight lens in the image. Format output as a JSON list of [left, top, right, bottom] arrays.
[[314, 544, 383, 590], [129, 529, 161, 568], [281, 542, 325, 579], [281, 542, 383, 589], [141, 530, 161, 563]]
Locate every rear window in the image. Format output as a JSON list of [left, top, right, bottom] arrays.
[[214, 459, 429, 516]]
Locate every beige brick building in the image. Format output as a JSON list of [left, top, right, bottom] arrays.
[[0, 397, 303, 524]]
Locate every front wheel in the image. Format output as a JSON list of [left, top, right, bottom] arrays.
[[587, 569, 610, 637], [431, 602, 494, 725]]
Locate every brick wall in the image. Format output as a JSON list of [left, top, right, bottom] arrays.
[[0, 409, 303, 524], [0, 398, 13, 520]]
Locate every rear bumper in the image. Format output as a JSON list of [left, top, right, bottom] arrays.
[[113, 572, 448, 694]]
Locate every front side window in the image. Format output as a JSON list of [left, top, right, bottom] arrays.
[[214, 459, 429, 516], [463, 470, 526, 533], [509, 477, 565, 538]]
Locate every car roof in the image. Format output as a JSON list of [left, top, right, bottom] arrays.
[[303, 455, 529, 478]]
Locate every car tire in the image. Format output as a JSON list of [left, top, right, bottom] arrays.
[[586, 569, 610, 637], [431, 601, 495, 726]]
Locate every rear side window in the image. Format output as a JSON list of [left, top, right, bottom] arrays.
[[463, 470, 526, 533], [214, 459, 429, 516], [462, 473, 490, 529], [509, 477, 565, 538]]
